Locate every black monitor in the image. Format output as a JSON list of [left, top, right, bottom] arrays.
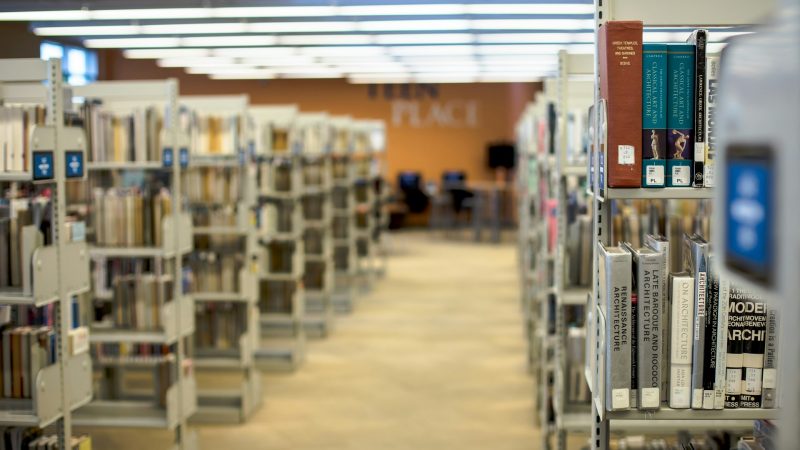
[[487, 143, 516, 169], [442, 170, 466, 186], [398, 171, 421, 190]]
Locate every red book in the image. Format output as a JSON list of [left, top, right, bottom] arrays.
[[599, 21, 644, 187]]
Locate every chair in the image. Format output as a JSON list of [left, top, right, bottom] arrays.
[[397, 171, 429, 215]]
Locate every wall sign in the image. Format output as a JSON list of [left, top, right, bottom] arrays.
[[391, 100, 479, 128]]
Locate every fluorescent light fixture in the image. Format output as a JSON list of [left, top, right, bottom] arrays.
[[157, 57, 235, 67], [480, 54, 558, 63], [475, 44, 594, 55], [321, 56, 398, 64], [414, 74, 478, 83], [359, 19, 471, 32], [477, 74, 543, 82], [85, 38, 180, 48], [272, 66, 342, 75], [241, 56, 317, 66], [399, 56, 480, 66], [476, 33, 594, 44], [209, 73, 275, 80], [181, 36, 278, 47], [473, 19, 594, 30], [212, 6, 337, 18], [34, 25, 140, 36], [279, 35, 374, 46], [339, 4, 466, 16], [643, 31, 750, 42], [124, 48, 210, 59], [139, 23, 248, 35], [375, 33, 474, 45], [0, 10, 90, 21], [250, 22, 358, 33], [278, 73, 342, 79], [91, 8, 209, 20], [467, 4, 594, 15], [301, 46, 386, 57], [349, 76, 412, 84], [212, 47, 299, 57], [186, 66, 267, 75], [336, 65, 409, 74], [405, 64, 481, 73], [390, 45, 475, 56]]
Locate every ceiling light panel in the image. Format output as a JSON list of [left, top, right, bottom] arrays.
[[90, 8, 209, 20], [301, 46, 387, 56], [124, 48, 210, 59], [211, 47, 300, 57], [210, 73, 275, 80], [338, 4, 466, 16], [212, 6, 337, 18], [186, 66, 267, 75], [473, 19, 594, 30], [157, 57, 235, 67], [466, 4, 594, 15], [358, 19, 471, 32], [374, 33, 474, 45], [181, 36, 278, 47], [279, 35, 374, 46], [34, 25, 140, 36], [85, 38, 180, 48], [249, 22, 358, 33], [390, 45, 475, 56], [476, 33, 594, 44], [139, 23, 248, 34]]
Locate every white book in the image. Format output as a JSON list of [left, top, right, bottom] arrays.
[[669, 273, 694, 409]]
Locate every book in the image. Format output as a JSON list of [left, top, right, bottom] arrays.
[[599, 243, 632, 410], [702, 253, 719, 409], [644, 234, 670, 401], [740, 296, 767, 408], [624, 244, 665, 410], [725, 286, 752, 408], [599, 20, 644, 187], [683, 234, 708, 408], [666, 44, 695, 187], [687, 29, 708, 187], [642, 43, 668, 188], [668, 272, 694, 408], [762, 305, 778, 408], [704, 55, 720, 187]]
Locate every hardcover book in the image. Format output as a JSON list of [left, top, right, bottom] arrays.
[[683, 234, 708, 408], [599, 21, 644, 187], [725, 286, 754, 408], [666, 44, 696, 187], [669, 273, 695, 408], [715, 277, 730, 409], [624, 244, 665, 409], [704, 55, 720, 187], [642, 44, 668, 187], [687, 30, 708, 187], [599, 243, 632, 410], [740, 296, 767, 408], [702, 253, 719, 409]]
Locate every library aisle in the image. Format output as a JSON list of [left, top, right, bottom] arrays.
[[88, 232, 539, 450]]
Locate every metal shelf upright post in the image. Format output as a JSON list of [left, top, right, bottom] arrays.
[[329, 116, 358, 314]]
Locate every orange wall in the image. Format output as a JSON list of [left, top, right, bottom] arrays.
[[101, 51, 540, 185]]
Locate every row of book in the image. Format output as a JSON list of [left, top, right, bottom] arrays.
[[187, 114, 242, 156], [82, 104, 162, 164], [0, 106, 44, 174], [92, 343, 173, 364], [302, 196, 327, 222], [194, 303, 246, 350], [90, 187, 172, 247], [94, 273, 174, 331], [0, 197, 48, 289], [599, 234, 776, 411], [259, 280, 296, 314], [0, 325, 57, 399], [0, 430, 91, 450], [189, 252, 244, 293], [259, 164, 297, 194], [265, 242, 299, 274], [600, 23, 718, 188], [565, 326, 590, 403], [616, 430, 742, 450], [184, 168, 241, 204]]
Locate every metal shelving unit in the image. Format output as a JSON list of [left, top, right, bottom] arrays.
[[351, 121, 377, 295], [0, 57, 92, 447], [179, 95, 261, 424], [251, 105, 306, 371], [329, 116, 358, 314], [297, 113, 335, 338], [587, 2, 778, 448], [69, 80, 197, 450]]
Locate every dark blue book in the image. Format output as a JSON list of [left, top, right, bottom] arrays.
[[642, 44, 668, 187], [666, 44, 695, 187]]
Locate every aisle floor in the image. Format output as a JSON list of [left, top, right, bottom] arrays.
[[86, 232, 542, 449]]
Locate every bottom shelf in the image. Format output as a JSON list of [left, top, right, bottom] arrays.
[[190, 376, 262, 425], [255, 339, 305, 372]]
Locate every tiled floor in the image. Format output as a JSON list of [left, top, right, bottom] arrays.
[[82, 232, 547, 449]]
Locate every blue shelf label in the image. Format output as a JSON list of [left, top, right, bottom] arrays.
[[248, 142, 256, 158], [32, 151, 54, 181], [163, 147, 174, 167], [179, 147, 189, 168], [724, 145, 773, 285], [65, 151, 84, 179]]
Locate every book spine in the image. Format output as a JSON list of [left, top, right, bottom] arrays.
[[715, 277, 730, 409], [704, 56, 720, 187], [740, 298, 767, 408], [630, 289, 638, 408], [669, 275, 694, 408], [702, 255, 719, 409], [726, 287, 747, 408], [666, 44, 695, 187], [642, 44, 668, 188], [602, 247, 632, 410], [762, 306, 778, 408], [690, 243, 707, 408], [689, 30, 707, 187], [599, 21, 644, 187], [637, 253, 663, 409]]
